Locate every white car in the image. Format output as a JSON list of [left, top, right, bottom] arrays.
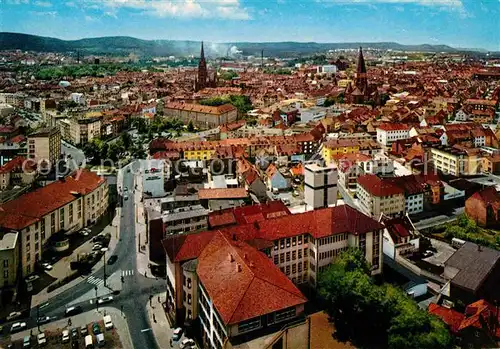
[[11, 322, 27, 333], [180, 338, 196, 349], [97, 296, 114, 304], [62, 330, 70, 343], [41, 263, 53, 271], [103, 315, 113, 330], [6, 311, 22, 321], [92, 244, 102, 251], [37, 332, 47, 346]]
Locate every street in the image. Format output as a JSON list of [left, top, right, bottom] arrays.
[[2, 162, 164, 349]]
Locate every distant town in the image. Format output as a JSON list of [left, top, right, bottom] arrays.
[[0, 35, 499, 349]]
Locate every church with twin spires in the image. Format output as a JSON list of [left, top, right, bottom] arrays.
[[194, 41, 217, 92]]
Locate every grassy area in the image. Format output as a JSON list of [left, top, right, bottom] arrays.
[[424, 214, 500, 250], [3, 320, 122, 349]]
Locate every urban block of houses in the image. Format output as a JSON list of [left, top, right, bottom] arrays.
[[0, 169, 109, 277], [160, 204, 384, 347]]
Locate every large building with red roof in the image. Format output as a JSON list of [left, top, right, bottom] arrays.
[[161, 203, 384, 346], [0, 169, 108, 276]]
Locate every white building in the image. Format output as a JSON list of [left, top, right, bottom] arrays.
[[304, 163, 338, 209], [141, 159, 166, 198], [455, 109, 469, 121], [376, 124, 410, 146], [316, 65, 337, 74], [70, 93, 86, 105], [380, 214, 420, 260]]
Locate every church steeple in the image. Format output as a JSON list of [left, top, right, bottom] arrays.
[[357, 46, 367, 75], [200, 41, 205, 62]]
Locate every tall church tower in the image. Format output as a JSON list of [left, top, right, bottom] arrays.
[[354, 46, 368, 92], [194, 41, 216, 92]]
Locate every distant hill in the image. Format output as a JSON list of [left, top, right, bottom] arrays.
[[0, 32, 487, 58]]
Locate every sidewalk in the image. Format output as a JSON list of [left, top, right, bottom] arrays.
[[32, 204, 122, 307], [8, 307, 133, 349], [147, 292, 176, 349]]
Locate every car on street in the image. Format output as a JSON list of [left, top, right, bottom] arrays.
[[97, 296, 114, 304], [71, 327, 79, 340], [107, 255, 118, 265], [180, 338, 196, 349], [37, 333, 47, 346], [41, 263, 52, 271], [23, 335, 31, 348], [62, 330, 70, 343], [92, 322, 101, 335], [25, 275, 40, 283], [103, 315, 113, 330], [65, 306, 82, 317], [6, 311, 22, 321], [11, 322, 27, 333], [37, 316, 51, 325], [124, 193, 129, 200], [123, 187, 128, 192], [92, 244, 102, 251], [172, 328, 183, 341], [422, 250, 434, 258]]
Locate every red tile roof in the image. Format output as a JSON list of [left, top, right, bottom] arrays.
[[0, 169, 105, 230], [428, 303, 465, 334], [197, 232, 307, 325], [357, 174, 404, 197], [0, 156, 35, 174], [198, 188, 247, 200], [165, 102, 236, 115], [377, 123, 409, 131]]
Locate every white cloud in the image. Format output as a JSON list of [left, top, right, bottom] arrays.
[[84, 15, 96, 21], [317, 0, 463, 6], [87, 0, 251, 20], [29, 10, 57, 16], [34, 1, 52, 7]]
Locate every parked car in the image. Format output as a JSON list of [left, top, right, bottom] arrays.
[[92, 322, 101, 335], [41, 263, 52, 271], [422, 250, 434, 258], [80, 230, 89, 237], [71, 327, 79, 340], [92, 244, 102, 251], [10, 322, 27, 333], [172, 328, 183, 341], [107, 255, 118, 265], [124, 193, 129, 200], [62, 330, 70, 343], [96, 333, 105, 347], [23, 335, 31, 348], [80, 325, 88, 336], [103, 315, 113, 330], [37, 316, 51, 325], [180, 338, 196, 349], [6, 311, 22, 321], [65, 306, 82, 317], [37, 333, 47, 346]]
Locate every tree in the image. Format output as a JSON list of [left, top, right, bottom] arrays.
[[318, 249, 452, 349], [187, 120, 195, 132], [120, 132, 132, 150]]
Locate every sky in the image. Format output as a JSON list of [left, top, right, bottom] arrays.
[[3, 0, 500, 51]]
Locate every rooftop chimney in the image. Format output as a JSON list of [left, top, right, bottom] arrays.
[[228, 253, 235, 262], [253, 221, 259, 230], [232, 233, 237, 241], [237, 263, 242, 272]]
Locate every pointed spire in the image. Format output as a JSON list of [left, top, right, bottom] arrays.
[[200, 41, 205, 60], [357, 46, 367, 74]]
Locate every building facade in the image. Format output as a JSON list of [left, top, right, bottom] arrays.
[[357, 174, 405, 218], [164, 102, 237, 129], [27, 127, 61, 169], [304, 163, 338, 209], [0, 170, 108, 277], [0, 232, 19, 289]]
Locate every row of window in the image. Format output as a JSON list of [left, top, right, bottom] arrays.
[[279, 261, 308, 276], [319, 246, 348, 261], [273, 235, 308, 250], [318, 233, 348, 246], [273, 248, 308, 264]]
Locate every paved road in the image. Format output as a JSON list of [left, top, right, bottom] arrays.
[[4, 163, 164, 349], [413, 207, 464, 230], [338, 184, 358, 209]]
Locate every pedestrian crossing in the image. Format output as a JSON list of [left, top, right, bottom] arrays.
[[87, 275, 105, 287], [121, 269, 134, 277]]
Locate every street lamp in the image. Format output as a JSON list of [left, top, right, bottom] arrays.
[[36, 305, 40, 332], [101, 247, 108, 287], [95, 286, 98, 311]]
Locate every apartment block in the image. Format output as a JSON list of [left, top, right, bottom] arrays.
[[162, 204, 384, 344], [0, 231, 19, 289], [304, 163, 338, 209], [0, 170, 108, 277], [376, 124, 410, 146], [27, 127, 61, 168], [357, 174, 406, 218]]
